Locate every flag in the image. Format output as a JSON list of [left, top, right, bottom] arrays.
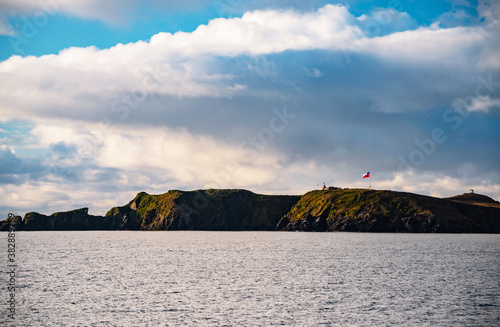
[[363, 172, 370, 179]]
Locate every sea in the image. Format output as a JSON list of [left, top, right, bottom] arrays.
[[1, 231, 499, 326]]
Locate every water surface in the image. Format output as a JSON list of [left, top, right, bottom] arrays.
[[1, 231, 499, 326]]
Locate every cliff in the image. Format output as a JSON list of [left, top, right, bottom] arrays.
[[276, 189, 500, 233], [104, 189, 301, 231], [5, 208, 111, 231], [1, 189, 499, 232], [0, 189, 300, 231]]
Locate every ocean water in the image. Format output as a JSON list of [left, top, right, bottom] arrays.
[[1, 231, 499, 326]]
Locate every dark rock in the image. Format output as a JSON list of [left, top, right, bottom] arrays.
[[0, 215, 23, 231], [105, 189, 301, 231], [277, 189, 500, 233], [23, 208, 107, 231], [1, 188, 498, 232]]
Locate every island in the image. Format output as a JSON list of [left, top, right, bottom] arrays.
[[1, 189, 499, 233]]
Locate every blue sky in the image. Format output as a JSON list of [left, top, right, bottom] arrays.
[[0, 0, 479, 60], [1, 0, 499, 217]]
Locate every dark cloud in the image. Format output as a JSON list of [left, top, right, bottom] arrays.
[[50, 141, 76, 157], [0, 147, 21, 174], [0, 146, 45, 180], [1, 1, 500, 219]]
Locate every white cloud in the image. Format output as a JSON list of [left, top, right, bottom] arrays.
[[3, 116, 500, 217], [1, 4, 496, 123], [359, 25, 488, 65], [0, 179, 135, 216], [461, 96, 500, 112], [148, 4, 363, 57], [0, 4, 360, 121], [0, 50, 235, 121], [0, 0, 139, 26], [357, 8, 417, 36], [479, 46, 500, 70], [30, 121, 286, 188], [1, 3, 500, 217], [0, 0, 232, 27], [0, 116, 296, 216], [375, 171, 500, 201]]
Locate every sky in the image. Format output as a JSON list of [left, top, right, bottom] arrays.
[[1, 0, 500, 217]]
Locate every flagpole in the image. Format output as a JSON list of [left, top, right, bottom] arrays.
[[369, 175, 371, 190]]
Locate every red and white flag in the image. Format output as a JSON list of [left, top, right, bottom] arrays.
[[363, 172, 370, 179]]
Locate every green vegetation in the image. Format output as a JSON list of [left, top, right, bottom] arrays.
[[279, 188, 499, 232], [1, 188, 499, 232], [287, 189, 426, 221], [102, 189, 299, 231]]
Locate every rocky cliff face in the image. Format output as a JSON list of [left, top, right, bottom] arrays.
[[1, 208, 109, 231], [1, 189, 499, 232], [276, 190, 500, 233], [104, 189, 301, 231]]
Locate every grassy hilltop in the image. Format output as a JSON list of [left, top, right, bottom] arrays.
[[1, 188, 499, 233], [277, 189, 500, 232], [104, 189, 300, 231]]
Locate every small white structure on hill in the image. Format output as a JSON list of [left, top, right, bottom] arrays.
[[322, 182, 340, 190]]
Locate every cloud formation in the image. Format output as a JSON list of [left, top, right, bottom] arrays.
[[1, 4, 496, 119], [0, 0, 140, 26], [1, 2, 500, 217]]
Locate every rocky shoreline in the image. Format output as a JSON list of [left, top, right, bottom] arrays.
[[2, 189, 499, 233]]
